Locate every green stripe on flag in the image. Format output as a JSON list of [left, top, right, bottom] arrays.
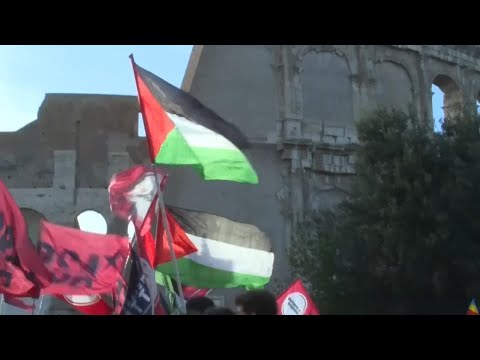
[[155, 128, 258, 184], [155, 272, 177, 312], [156, 257, 269, 290]]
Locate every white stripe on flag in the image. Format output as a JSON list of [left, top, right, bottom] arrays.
[[166, 112, 238, 151], [185, 234, 274, 279]]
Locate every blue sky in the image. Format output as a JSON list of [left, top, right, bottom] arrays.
[[0, 45, 452, 134], [0, 46, 461, 231], [0, 45, 194, 234], [0, 45, 193, 133], [432, 85, 444, 132]]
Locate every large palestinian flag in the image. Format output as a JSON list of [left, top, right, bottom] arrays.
[[129, 56, 258, 184], [156, 207, 274, 290]]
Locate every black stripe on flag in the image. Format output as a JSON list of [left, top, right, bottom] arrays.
[[167, 206, 273, 252], [134, 63, 249, 149]]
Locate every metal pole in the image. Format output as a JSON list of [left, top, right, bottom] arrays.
[[0, 294, 4, 315], [34, 295, 45, 315], [129, 54, 185, 314], [152, 165, 186, 314], [150, 196, 161, 315]]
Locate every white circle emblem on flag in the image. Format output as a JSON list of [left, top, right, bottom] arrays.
[[281, 292, 308, 315], [64, 295, 101, 307]]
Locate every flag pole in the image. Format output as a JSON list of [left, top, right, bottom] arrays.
[[150, 199, 161, 315], [129, 53, 163, 315], [151, 194, 163, 315], [37, 295, 45, 315], [152, 165, 186, 314], [129, 53, 185, 314]]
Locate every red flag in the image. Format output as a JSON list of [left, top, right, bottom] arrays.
[[139, 197, 197, 267], [55, 294, 113, 315], [0, 180, 47, 297], [276, 280, 320, 315], [135, 200, 157, 266], [157, 208, 197, 264], [108, 165, 167, 236], [170, 278, 210, 300], [181, 285, 211, 300], [38, 221, 130, 299], [108, 165, 197, 268]]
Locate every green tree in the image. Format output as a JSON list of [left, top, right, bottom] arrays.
[[289, 107, 480, 314]]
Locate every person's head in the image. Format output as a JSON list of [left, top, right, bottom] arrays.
[[203, 306, 236, 315], [186, 296, 215, 315], [235, 290, 278, 315]]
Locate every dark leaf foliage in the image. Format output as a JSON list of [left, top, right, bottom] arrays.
[[289, 107, 480, 314]]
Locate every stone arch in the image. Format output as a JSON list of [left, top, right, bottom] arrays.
[[46, 209, 111, 315], [374, 60, 414, 113], [75, 209, 108, 235], [431, 75, 463, 122], [297, 46, 349, 67], [431, 84, 444, 132], [301, 51, 354, 127]]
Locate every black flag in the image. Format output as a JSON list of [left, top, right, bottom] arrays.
[[121, 249, 169, 315]]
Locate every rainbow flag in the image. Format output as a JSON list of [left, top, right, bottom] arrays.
[[467, 299, 479, 315]]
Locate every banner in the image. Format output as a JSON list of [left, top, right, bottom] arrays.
[[276, 280, 320, 315], [0, 180, 43, 297], [122, 249, 168, 315], [39, 221, 130, 296]]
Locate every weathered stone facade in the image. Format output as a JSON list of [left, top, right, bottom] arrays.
[[2, 45, 480, 313]]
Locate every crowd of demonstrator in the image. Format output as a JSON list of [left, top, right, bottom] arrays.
[[185, 290, 278, 315]]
